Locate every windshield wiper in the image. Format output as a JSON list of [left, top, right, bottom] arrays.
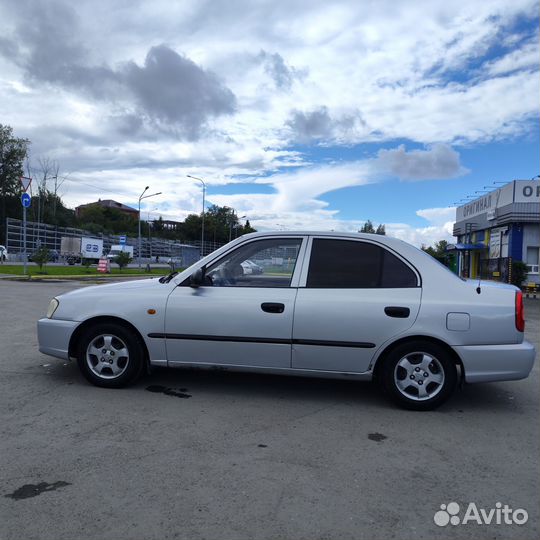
[[159, 271, 178, 284]]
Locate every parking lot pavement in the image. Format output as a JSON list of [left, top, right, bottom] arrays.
[[1, 280, 538, 540]]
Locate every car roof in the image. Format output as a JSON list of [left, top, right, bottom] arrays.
[[239, 230, 413, 250]]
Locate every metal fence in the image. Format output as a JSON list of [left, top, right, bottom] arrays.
[[4, 217, 224, 264]]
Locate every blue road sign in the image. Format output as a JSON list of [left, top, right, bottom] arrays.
[[119, 235, 126, 245], [21, 192, 31, 208]]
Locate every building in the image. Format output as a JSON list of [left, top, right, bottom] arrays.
[[152, 219, 182, 231], [452, 179, 539, 285], [75, 199, 139, 219]]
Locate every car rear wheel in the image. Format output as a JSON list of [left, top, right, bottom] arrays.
[[380, 341, 457, 410], [76, 323, 144, 388]]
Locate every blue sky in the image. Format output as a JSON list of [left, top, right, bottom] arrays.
[[0, 0, 538, 246]]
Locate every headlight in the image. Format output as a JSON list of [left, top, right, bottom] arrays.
[[46, 298, 59, 319]]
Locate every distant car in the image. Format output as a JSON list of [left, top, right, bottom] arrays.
[[0, 245, 8, 262], [38, 231, 535, 410], [49, 249, 59, 262], [65, 255, 81, 265], [241, 259, 263, 274]]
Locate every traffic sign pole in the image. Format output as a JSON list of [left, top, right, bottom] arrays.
[[23, 204, 27, 276], [21, 192, 31, 276], [20, 179, 32, 276]]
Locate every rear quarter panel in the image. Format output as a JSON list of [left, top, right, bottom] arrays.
[[376, 244, 522, 348]]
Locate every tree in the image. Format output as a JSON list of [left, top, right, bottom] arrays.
[[511, 261, 528, 288], [178, 205, 256, 244], [30, 247, 50, 271], [360, 220, 385, 234], [243, 219, 256, 234], [76, 203, 139, 235], [182, 213, 203, 241], [113, 251, 132, 270], [360, 220, 375, 233], [422, 240, 449, 258], [32, 157, 61, 226], [0, 124, 29, 240]]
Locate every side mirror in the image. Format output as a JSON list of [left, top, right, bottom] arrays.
[[189, 268, 205, 288]]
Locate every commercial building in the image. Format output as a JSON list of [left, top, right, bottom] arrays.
[[452, 179, 539, 285]]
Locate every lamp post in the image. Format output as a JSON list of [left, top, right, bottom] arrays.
[[187, 175, 206, 257], [235, 215, 246, 239], [138, 187, 162, 268], [147, 207, 158, 260]]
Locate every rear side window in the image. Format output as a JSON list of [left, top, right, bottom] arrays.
[[307, 239, 418, 288]]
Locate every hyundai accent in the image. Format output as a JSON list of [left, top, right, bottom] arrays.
[[38, 232, 535, 410]]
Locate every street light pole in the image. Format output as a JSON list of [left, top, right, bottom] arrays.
[[138, 187, 148, 269], [138, 186, 162, 268], [235, 215, 246, 239], [147, 207, 158, 260], [187, 175, 206, 257]]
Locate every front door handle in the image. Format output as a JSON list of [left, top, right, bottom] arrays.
[[261, 302, 285, 314], [384, 306, 410, 318]]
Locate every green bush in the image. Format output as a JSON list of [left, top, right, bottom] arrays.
[[30, 247, 50, 271], [511, 261, 528, 288], [81, 258, 92, 272], [113, 251, 132, 270]]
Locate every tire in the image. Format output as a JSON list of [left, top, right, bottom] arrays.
[[76, 322, 145, 388], [379, 341, 457, 411]]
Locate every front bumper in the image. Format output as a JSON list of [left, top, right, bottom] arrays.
[[37, 318, 79, 360], [454, 340, 536, 383]]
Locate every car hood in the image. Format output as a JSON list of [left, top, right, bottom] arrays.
[[58, 277, 168, 300]]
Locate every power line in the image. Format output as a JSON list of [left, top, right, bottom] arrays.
[[55, 174, 127, 196]]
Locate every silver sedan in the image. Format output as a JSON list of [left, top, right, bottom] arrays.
[[38, 231, 535, 410]]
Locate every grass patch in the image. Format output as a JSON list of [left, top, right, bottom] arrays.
[[0, 264, 175, 277]]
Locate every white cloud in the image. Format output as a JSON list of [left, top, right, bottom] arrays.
[[206, 162, 459, 247], [484, 38, 539, 76], [2, 0, 537, 152], [416, 206, 456, 226], [0, 0, 537, 244]]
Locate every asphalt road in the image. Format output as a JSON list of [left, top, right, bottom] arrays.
[[1, 280, 538, 540]]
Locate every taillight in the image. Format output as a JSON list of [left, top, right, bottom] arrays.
[[515, 291, 525, 332]]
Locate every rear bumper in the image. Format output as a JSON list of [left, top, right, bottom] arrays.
[[37, 318, 79, 360], [454, 341, 536, 383]]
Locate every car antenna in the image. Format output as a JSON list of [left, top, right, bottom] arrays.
[[476, 273, 481, 294]]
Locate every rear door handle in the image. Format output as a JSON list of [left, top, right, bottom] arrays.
[[261, 302, 285, 314], [384, 306, 410, 318]]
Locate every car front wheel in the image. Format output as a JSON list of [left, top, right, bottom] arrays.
[[380, 341, 457, 410], [77, 323, 144, 388]]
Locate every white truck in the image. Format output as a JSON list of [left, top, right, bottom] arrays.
[[60, 237, 81, 265], [81, 237, 104, 261], [60, 236, 103, 264], [107, 245, 134, 260]]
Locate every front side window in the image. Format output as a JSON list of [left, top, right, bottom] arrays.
[[526, 246, 539, 274], [205, 238, 303, 287], [306, 239, 418, 288]]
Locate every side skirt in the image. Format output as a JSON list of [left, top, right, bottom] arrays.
[[156, 360, 373, 381]]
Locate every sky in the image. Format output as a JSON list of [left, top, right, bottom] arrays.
[[0, 0, 538, 247]]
